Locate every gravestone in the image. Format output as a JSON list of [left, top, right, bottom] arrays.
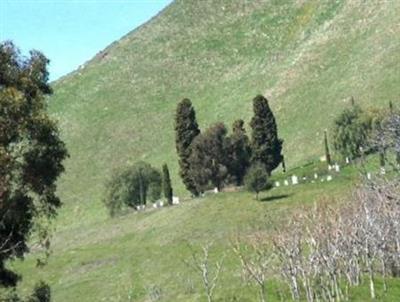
[[172, 196, 180, 205], [346, 157, 350, 164], [214, 187, 219, 194], [380, 167, 386, 175], [367, 172, 372, 180], [284, 180, 289, 186], [327, 175, 333, 181], [335, 164, 340, 172], [275, 181, 280, 187], [314, 173, 318, 179], [291, 175, 299, 185]]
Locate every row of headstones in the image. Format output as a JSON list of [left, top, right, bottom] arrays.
[[135, 196, 180, 211], [275, 173, 334, 187]]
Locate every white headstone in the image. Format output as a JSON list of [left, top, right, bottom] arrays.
[[153, 203, 157, 208], [284, 180, 289, 186], [291, 175, 298, 185], [367, 172, 372, 180], [302, 176, 307, 181], [346, 157, 350, 164], [213, 187, 219, 194], [380, 167, 386, 175], [335, 164, 340, 172], [275, 181, 280, 187], [172, 196, 180, 205], [327, 175, 333, 181], [314, 173, 318, 179], [328, 165, 333, 171]]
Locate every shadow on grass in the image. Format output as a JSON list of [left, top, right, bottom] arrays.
[[260, 194, 291, 202]]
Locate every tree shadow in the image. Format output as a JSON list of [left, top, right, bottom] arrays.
[[260, 194, 291, 202]]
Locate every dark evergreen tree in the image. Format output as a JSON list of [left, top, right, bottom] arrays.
[[174, 99, 200, 196], [324, 130, 332, 165], [227, 119, 251, 185], [189, 123, 229, 193], [250, 95, 283, 175], [162, 164, 173, 205], [0, 41, 68, 287]]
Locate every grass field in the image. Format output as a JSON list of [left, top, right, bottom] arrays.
[[11, 161, 400, 301]]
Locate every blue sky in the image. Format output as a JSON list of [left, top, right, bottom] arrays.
[[1, 0, 173, 81]]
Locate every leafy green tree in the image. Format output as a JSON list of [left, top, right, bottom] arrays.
[[250, 95, 283, 175], [244, 163, 269, 200], [189, 123, 229, 193], [226, 119, 251, 185], [0, 41, 68, 287], [333, 105, 375, 161], [175, 99, 200, 196], [162, 164, 173, 205], [103, 162, 161, 216]]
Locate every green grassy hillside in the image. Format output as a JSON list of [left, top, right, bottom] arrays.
[[13, 163, 400, 301], [50, 0, 400, 222]]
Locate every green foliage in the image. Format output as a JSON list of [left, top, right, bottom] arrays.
[[250, 95, 283, 175], [103, 161, 161, 216], [0, 41, 67, 287], [174, 99, 200, 196], [332, 105, 389, 161], [162, 164, 173, 205], [226, 119, 251, 185], [244, 162, 270, 200], [189, 123, 229, 192], [27, 281, 51, 302]]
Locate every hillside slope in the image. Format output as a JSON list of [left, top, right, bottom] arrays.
[[50, 0, 400, 216]]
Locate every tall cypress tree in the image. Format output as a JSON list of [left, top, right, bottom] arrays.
[[324, 130, 332, 165], [162, 164, 173, 205], [227, 119, 251, 185], [174, 98, 200, 196], [250, 95, 283, 175]]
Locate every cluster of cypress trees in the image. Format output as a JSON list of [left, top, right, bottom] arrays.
[[174, 95, 283, 195]]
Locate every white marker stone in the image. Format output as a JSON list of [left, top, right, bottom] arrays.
[[275, 181, 280, 187], [172, 196, 180, 205], [327, 175, 333, 181], [291, 175, 299, 185], [335, 164, 340, 172], [314, 173, 318, 179], [284, 180, 289, 186], [346, 157, 350, 164], [380, 167, 386, 175], [213, 187, 219, 194], [367, 172, 372, 180]]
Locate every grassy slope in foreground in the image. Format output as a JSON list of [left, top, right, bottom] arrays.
[[50, 1, 400, 223], [13, 162, 400, 301]]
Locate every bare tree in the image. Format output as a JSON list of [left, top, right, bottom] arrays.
[[233, 233, 275, 302], [184, 242, 224, 302]]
